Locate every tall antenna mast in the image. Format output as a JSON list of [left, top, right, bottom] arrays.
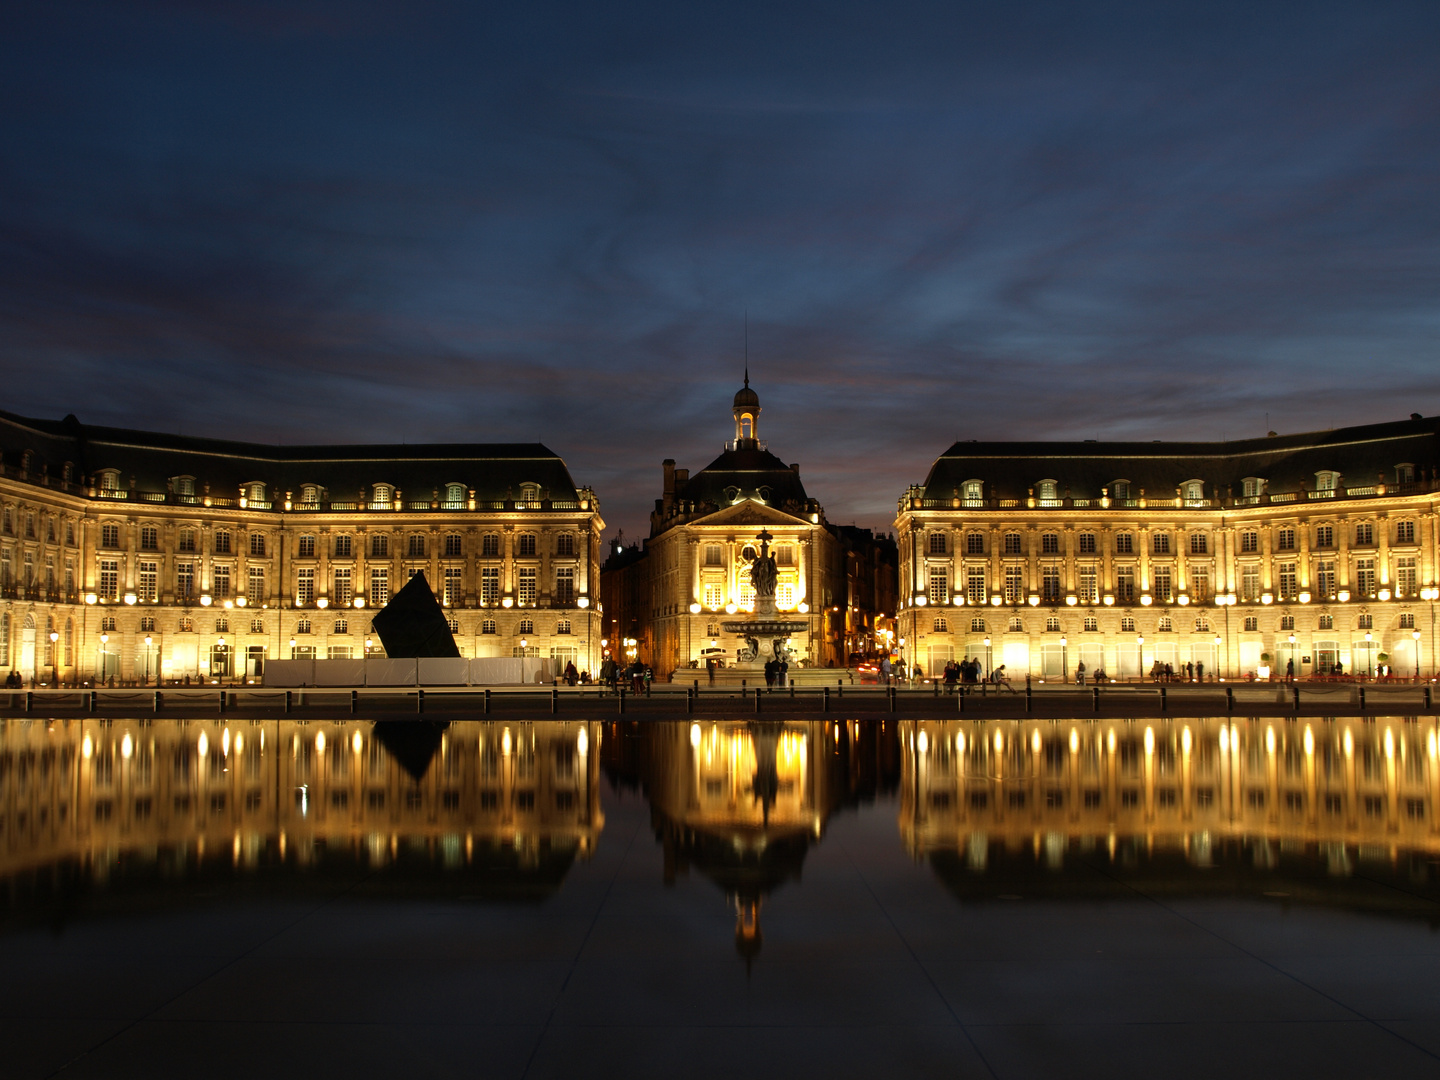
[[744, 310, 749, 387]]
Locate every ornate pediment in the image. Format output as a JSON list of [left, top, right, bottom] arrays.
[[689, 499, 810, 528]]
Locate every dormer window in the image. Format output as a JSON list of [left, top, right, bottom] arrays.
[[98, 470, 120, 492], [445, 482, 465, 507], [519, 482, 541, 505], [173, 475, 195, 497], [1182, 480, 1204, 503], [756, 485, 772, 503], [371, 484, 393, 508], [723, 486, 741, 503], [1111, 480, 1130, 500], [962, 480, 982, 504], [300, 484, 320, 503], [1396, 463, 1415, 484], [1037, 479, 1058, 501], [246, 482, 267, 504], [1242, 477, 1263, 498], [1315, 471, 1339, 492]]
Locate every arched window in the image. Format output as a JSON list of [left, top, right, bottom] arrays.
[[933, 617, 948, 632], [173, 475, 196, 497], [247, 482, 267, 504], [1037, 479, 1058, 501], [445, 482, 466, 507], [962, 480, 983, 504], [1111, 480, 1130, 501], [518, 618, 534, 635], [519, 483, 541, 505], [371, 484, 393, 508], [300, 484, 320, 503], [740, 415, 753, 439], [1182, 480, 1204, 503]]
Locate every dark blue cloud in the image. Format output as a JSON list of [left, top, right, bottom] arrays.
[[2, 1, 1438, 537]]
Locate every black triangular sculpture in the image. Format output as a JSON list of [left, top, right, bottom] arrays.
[[372, 720, 449, 782], [369, 570, 461, 658]]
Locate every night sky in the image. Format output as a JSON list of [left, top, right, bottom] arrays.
[[4, 1, 1439, 541]]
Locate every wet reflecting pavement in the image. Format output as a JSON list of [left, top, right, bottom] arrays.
[[3, 717, 1440, 1078]]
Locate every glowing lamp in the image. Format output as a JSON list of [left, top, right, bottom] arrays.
[[688, 602, 701, 614], [1337, 590, 1350, 602], [578, 596, 590, 609], [200, 594, 212, 607], [1261, 593, 1273, 605], [502, 596, 513, 608], [1140, 595, 1152, 606], [315, 596, 328, 609], [1176, 594, 1189, 606], [915, 595, 927, 607], [1027, 595, 1039, 607], [797, 601, 810, 613], [992, 595, 1004, 607], [353, 597, 365, 609], [236, 596, 247, 607], [84, 592, 97, 605], [1065, 595, 1078, 606], [1298, 591, 1311, 604], [123, 592, 137, 606], [1378, 588, 1392, 601], [1103, 595, 1115, 606]]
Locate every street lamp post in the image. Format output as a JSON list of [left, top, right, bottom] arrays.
[[1213, 634, 1222, 683], [48, 629, 58, 687], [1287, 633, 1297, 681], [1414, 628, 1422, 680], [982, 636, 991, 680], [143, 634, 153, 686], [1060, 636, 1068, 683], [1137, 634, 1145, 682], [1365, 630, 1374, 678], [99, 631, 109, 687]]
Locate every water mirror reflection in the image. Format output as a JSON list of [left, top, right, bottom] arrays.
[[4, 716, 1440, 1077]]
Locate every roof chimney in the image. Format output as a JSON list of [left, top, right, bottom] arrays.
[[790, 463, 800, 476]]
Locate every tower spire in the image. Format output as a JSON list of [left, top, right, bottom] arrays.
[[744, 310, 749, 387]]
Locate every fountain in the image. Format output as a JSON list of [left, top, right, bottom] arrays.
[[722, 529, 808, 671]]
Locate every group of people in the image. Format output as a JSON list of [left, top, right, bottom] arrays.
[[1148, 660, 1204, 683], [598, 655, 652, 693], [763, 656, 789, 687]]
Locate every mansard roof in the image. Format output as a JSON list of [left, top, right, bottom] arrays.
[[919, 415, 1440, 502], [0, 410, 584, 503], [677, 446, 809, 509]]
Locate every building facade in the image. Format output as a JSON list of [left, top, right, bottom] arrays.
[[896, 416, 1440, 680], [600, 381, 895, 677], [0, 411, 605, 685]]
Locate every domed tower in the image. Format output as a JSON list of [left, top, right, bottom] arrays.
[[733, 372, 761, 448]]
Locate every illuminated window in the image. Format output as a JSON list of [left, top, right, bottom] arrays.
[[1355, 558, 1375, 596], [370, 567, 389, 605], [296, 618, 311, 634], [445, 482, 466, 507], [557, 619, 571, 635], [1042, 566, 1061, 602], [1240, 566, 1260, 601], [1003, 532, 1022, 555], [1240, 531, 1258, 553], [140, 525, 158, 551], [138, 561, 158, 602], [518, 567, 537, 605], [704, 544, 723, 566], [444, 566, 463, 606], [518, 618, 534, 635], [967, 533, 985, 555], [213, 565, 231, 599], [481, 567, 500, 605], [101, 523, 120, 548], [1277, 563, 1297, 600], [928, 568, 948, 605], [332, 619, 348, 635], [1357, 614, 1373, 630], [1008, 617, 1023, 632], [1004, 565, 1024, 604], [333, 567, 352, 606], [1078, 566, 1097, 603], [1041, 533, 1059, 554], [1397, 556, 1417, 596], [1157, 616, 1172, 632], [928, 532, 947, 554], [248, 566, 265, 606], [1045, 617, 1060, 632], [970, 617, 986, 633], [1116, 567, 1135, 602], [704, 581, 725, 609], [1083, 616, 1098, 631], [1400, 612, 1415, 628], [371, 484, 393, 508], [250, 618, 264, 634], [556, 533, 575, 557], [555, 567, 575, 605], [518, 534, 537, 557], [482, 533, 500, 557], [482, 619, 497, 635], [1318, 614, 1333, 630], [1189, 532, 1207, 554], [1194, 617, 1209, 632], [177, 562, 195, 600], [1243, 616, 1258, 632], [1315, 524, 1333, 548], [966, 567, 986, 605], [933, 617, 947, 632], [1121, 616, 1135, 632]]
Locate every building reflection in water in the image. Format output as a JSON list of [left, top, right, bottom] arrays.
[[0, 718, 604, 921], [609, 719, 901, 959], [899, 716, 1440, 902]]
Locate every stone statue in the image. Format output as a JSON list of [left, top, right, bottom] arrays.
[[749, 529, 778, 599]]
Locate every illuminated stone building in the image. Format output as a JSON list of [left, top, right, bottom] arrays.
[[0, 718, 604, 906], [601, 380, 895, 677], [0, 411, 605, 684], [896, 416, 1440, 680]]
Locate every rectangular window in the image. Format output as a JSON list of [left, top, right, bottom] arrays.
[[1315, 525, 1333, 548], [1278, 562, 1297, 600], [1003, 532, 1022, 555], [1355, 522, 1374, 546], [214, 531, 231, 554], [370, 567, 389, 606], [1186, 566, 1208, 601], [1042, 566, 1062, 602], [296, 567, 315, 605], [370, 534, 388, 558], [1115, 533, 1133, 554], [295, 618, 311, 634], [297, 535, 316, 558], [140, 525, 159, 550], [967, 533, 985, 555], [1240, 565, 1260, 601], [1357, 613, 1373, 630], [333, 567, 352, 606], [445, 533, 463, 557], [928, 532, 947, 554], [966, 566, 986, 605], [481, 567, 500, 605], [703, 580, 724, 609], [177, 562, 195, 600], [704, 543, 723, 566], [776, 581, 795, 609], [248, 566, 265, 606], [1189, 533, 1208, 554], [1152, 533, 1170, 555], [1400, 612, 1415, 629], [1121, 616, 1135, 632], [213, 564, 231, 599], [555, 567, 575, 605], [1078, 533, 1096, 554], [1315, 561, 1336, 599], [334, 535, 352, 558], [518, 534, 537, 557], [1396, 556, 1417, 597], [1397, 521, 1416, 544], [1078, 566, 1097, 603], [101, 523, 120, 548], [1116, 566, 1135, 602], [482, 534, 500, 557], [928, 567, 948, 605], [1240, 531, 1258, 553], [444, 566, 463, 606], [249, 532, 266, 557], [1243, 616, 1258, 632], [518, 567, 537, 606], [408, 534, 426, 558], [1153, 565, 1172, 602], [1355, 558, 1375, 597], [138, 560, 158, 602], [1276, 528, 1295, 551], [1041, 533, 1059, 554], [1280, 615, 1295, 631], [99, 558, 119, 600], [328, 644, 352, 659], [1004, 565, 1024, 604]]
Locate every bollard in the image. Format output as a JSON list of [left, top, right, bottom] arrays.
[[958, 687, 964, 714], [822, 686, 830, 713], [618, 688, 625, 714], [1025, 683, 1032, 714], [1358, 686, 1366, 710], [25, 691, 33, 713], [154, 690, 162, 714], [1292, 686, 1300, 711], [790, 682, 795, 699], [88, 690, 97, 713], [1160, 687, 1167, 712], [1426, 685, 1433, 712], [285, 690, 293, 714], [350, 689, 358, 714], [417, 689, 425, 715], [1226, 685, 1234, 712], [550, 688, 558, 714], [837, 681, 843, 698], [1093, 686, 1100, 712], [694, 679, 699, 694], [933, 680, 939, 698], [484, 688, 491, 714], [888, 685, 896, 712], [686, 687, 694, 714], [755, 687, 762, 713], [219, 689, 226, 713]]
